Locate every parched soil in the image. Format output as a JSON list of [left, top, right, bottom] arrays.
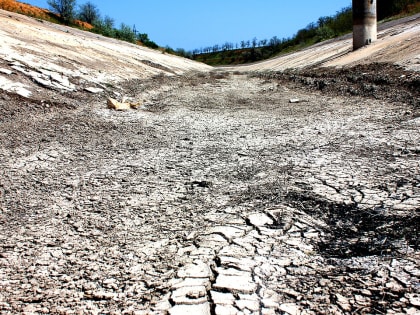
[[0, 65, 419, 314]]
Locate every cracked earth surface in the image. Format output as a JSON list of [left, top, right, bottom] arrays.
[[0, 69, 419, 314]]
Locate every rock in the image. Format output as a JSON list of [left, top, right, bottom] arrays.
[[169, 302, 211, 315], [10, 65, 75, 91], [107, 97, 131, 111], [38, 69, 75, 91], [0, 76, 32, 97], [289, 98, 300, 103], [85, 87, 104, 94], [107, 97, 142, 110], [247, 213, 273, 227]]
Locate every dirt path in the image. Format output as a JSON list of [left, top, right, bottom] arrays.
[[1, 71, 419, 314]]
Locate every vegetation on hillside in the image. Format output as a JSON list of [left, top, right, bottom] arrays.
[[192, 0, 420, 66], [0, 0, 159, 48]]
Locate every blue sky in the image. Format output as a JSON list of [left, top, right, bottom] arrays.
[[22, 0, 351, 51]]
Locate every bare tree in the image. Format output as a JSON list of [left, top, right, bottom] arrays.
[[47, 0, 76, 24], [78, 1, 100, 24]]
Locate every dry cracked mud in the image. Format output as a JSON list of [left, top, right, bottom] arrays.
[[0, 66, 419, 315]]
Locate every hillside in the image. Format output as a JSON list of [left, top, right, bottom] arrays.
[[0, 9, 211, 99], [225, 14, 420, 72]]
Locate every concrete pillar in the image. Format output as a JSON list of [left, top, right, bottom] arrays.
[[353, 0, 377, 50]]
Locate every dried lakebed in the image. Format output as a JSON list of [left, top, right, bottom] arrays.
[[0, 70, 419, 314]]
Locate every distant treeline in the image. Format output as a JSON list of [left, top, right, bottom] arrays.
[[190, 0, 420, 65]]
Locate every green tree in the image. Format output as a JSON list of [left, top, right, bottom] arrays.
[[47, 0, 76, 24], [316, 26, 335, 42], [78, 1, 100, 24], [137, 33, 159, 49], [92, 15, 115, 37], [115, 23, 136, 43]]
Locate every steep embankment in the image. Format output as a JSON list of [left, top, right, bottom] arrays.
[[0, 9, 212, 98], [226, 14, 420, 72]]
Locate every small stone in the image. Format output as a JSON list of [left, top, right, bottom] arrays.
[[85, 87, 104, 93], [289, 98, 300, 103], [248, 213, 273, 227], [107, 97, 131, 111]]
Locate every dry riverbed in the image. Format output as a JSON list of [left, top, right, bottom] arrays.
[[0, 67, 419, 314]]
